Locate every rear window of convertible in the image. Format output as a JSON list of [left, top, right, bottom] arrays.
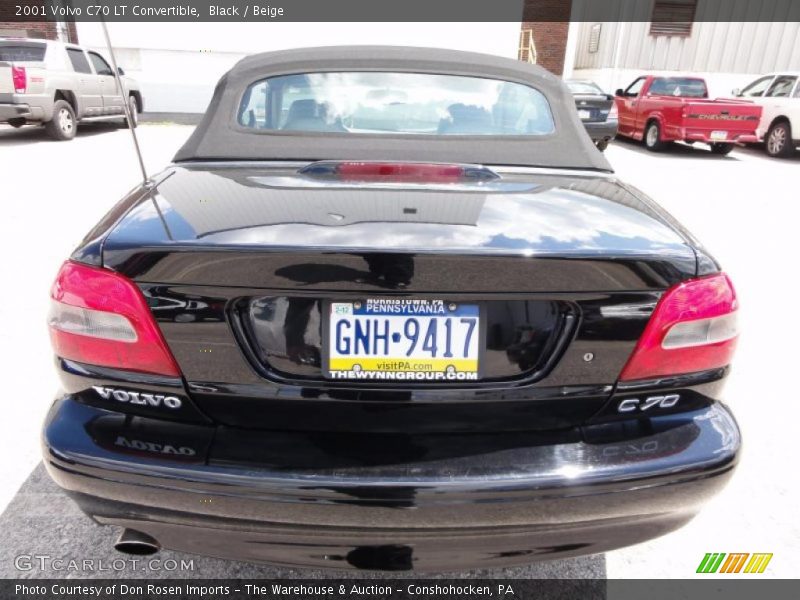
[[238, 72, 555, 136]]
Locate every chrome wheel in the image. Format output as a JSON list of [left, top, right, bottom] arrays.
[[58, 108, 74, 134], [45, 100, 76, 140], [128, 97, 138, 127], [767, 126, 786, 155], [644, 122, 666, 152], [646, 124, 658, 147]]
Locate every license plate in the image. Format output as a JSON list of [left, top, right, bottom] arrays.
[[325, 299, 480, 382], [578, 109, 592, 120], [710, 130, 728, 141]]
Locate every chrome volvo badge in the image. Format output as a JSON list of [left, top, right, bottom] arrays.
[[617, 394, 680, 413], [92, 386, 182, 409]]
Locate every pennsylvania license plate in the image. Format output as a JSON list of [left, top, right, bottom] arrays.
[[710, 130, 729, 141], [325, 299, 480, 382]]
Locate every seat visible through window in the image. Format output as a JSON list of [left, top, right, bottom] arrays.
[[437, 104, 494, 134], [282, 99, 345, 132]]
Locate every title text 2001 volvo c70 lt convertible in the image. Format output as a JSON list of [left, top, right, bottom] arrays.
[[43, 47, 740, 571]]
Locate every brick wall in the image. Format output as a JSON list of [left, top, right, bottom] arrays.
[[0, 0, 78, 43], [521, 0, 571, 75]]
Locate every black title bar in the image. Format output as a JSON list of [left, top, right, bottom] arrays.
[[2, 0, 799, 22]]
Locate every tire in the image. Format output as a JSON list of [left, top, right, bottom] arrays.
[[765, 121, 794, 158], [595, 139, 609, 152], [644, 121, 667, 152], [44, 100, 77, 141], [710, 143, 734, 155], [123, 95, 139, 129]]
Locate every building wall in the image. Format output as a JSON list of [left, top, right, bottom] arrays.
[[522, 0, 572, 75], [0, 21, 79, 43], [570, 0, 800, 96], [572, 0, 800, 73], [0, 1, 78, 42], [76, 22, 522, 113]]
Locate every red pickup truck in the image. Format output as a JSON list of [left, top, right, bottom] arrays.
[[614, 75, 762, 154]]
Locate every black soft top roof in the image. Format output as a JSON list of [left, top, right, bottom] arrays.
[[174, 46, 612, 172]]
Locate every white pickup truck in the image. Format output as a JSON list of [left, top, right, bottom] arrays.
[[733, 72, 800, 158], [0, 38, 142, 140]]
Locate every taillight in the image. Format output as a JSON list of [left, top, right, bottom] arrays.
[[299, 161, 499, 183], [619, 273, 739, 381], [608, 103, 618, 120], [12, 65, 27, 93], [48, 261, 181, 377]]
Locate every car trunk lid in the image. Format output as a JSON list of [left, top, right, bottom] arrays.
[[573, 93, 614, 123], [98, 163, 696, 432]]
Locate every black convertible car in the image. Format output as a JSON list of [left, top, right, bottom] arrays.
[[43, 47, 740, 571]]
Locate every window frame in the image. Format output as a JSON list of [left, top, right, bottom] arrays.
[[649, 0, 698, 37], [739, 75, 777, 98], [87, 51, 114, 76], [566, 80, 605, 95], [765, 75, 798, 98], [0, 41, 46, 62], [623, 77, 647, 97], [234, 70, 558, 138], [646, 77, 708, 99], [588, 23, 602, 54], [65, 47, 92, 75]]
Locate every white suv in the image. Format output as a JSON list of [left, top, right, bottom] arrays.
[[0, 38, 142, 140], [734, 72, 800, 158]]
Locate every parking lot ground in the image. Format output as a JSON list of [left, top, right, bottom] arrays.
[[1, 121, 798, 578]]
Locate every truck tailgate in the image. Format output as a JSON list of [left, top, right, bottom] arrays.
[[682, 100, 761, 134], [0, 62, 14, 94]]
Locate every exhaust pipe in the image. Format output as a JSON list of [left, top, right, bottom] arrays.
[[114, 529, 160, 556]]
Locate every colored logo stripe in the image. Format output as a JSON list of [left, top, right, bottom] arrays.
[[697, 553, 726, 573], [697, 553, 773, 574], [744, 553, 773, 573], [719, 553, 749, 573]]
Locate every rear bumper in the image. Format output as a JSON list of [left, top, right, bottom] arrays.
[[583, 119, 618, 141], [42, 397, 740, 571], [0, 93, 50, 120], [682, 129, 759, 144], [0, 102, 31, 120]]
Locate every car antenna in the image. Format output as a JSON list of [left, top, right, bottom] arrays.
[[100, 19, 149, 187]]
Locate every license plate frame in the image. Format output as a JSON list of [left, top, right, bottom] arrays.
[[710, 130, 729, 141], [321, 299, 485, 382]]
